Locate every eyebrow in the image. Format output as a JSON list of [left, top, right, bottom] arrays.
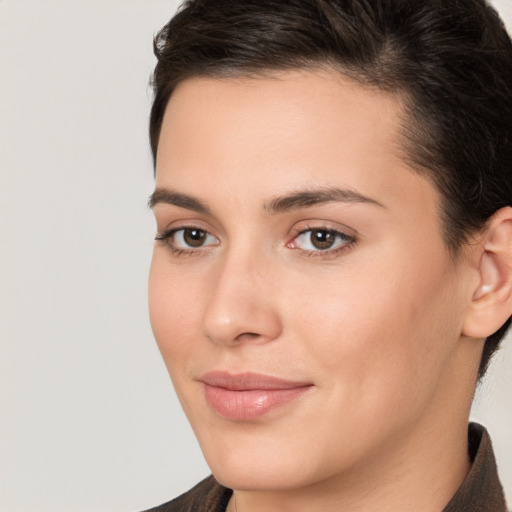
[[148, 186, 384, 215], [148, 188, 211, 214], [264, 187, 384, 214]]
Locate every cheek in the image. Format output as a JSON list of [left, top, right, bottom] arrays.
[[285, 247, 461, 416], [148, 252, 204, 369], [286, 272, 402, 385]]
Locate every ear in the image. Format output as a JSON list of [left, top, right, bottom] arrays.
[[462, 207, 512, 338]]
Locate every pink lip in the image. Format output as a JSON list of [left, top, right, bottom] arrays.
[[199, 371, 313, 421]]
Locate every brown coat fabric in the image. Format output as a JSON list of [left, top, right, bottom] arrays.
[[143, 477, 231, 512], [442, 423, 507, 512], [143, 423, 507, 512]]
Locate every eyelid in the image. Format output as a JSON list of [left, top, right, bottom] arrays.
[[155, 224, 220, 254], [154, 215, 219, 239], [287, 221, 357, 257], [288, 219, 357, 240]]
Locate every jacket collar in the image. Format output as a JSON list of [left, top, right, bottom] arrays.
[[443, 423, 507, 512]]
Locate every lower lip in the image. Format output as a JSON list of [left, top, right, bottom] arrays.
[[204, 384, 311, 421]]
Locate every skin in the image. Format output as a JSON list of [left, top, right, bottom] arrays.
[[149, 70, 493, 511]]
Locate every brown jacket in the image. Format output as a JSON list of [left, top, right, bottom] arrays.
[[144, 423, 507, 512]]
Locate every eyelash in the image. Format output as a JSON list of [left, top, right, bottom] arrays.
[[155, 227, 218, 257], [155, 225, 356, 258], [288, 225, 356, 258]]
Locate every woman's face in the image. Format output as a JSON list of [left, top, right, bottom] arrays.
[[149, 70, 475, 491]]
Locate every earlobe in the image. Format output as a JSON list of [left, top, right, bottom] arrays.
[[462, 207, 512, 339]]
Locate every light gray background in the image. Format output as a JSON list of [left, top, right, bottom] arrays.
[[0, 1, 511, 511]]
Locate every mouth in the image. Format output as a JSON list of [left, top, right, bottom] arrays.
[[199, 371, 313, 421]]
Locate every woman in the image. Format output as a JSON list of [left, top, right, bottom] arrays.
[[145, 0, 512, 510]]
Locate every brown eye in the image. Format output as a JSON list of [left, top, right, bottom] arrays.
[[291, 227, 354, 254], [155, 226, 219, 253], [183, 228, 207, 247], [310, 229, 336, 250]]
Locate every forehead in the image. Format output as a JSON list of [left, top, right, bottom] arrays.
[[155, 70, 440, 230], [158, 70, 405, 176]]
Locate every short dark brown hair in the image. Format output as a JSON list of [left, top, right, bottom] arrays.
[[149, 0, 512, 378]]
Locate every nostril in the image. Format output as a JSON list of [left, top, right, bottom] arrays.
[[234, 332, 262, 343]]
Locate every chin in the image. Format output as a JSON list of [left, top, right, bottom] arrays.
[[195, 426, 332, 492], [210, 459, 315, 493]]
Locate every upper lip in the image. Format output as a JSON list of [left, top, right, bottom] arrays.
[[199, 371, 312, 391]]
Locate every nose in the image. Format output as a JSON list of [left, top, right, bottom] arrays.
[[202, 252, 283, 347]]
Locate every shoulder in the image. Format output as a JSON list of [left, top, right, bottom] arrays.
[[141, 475, 232, 512]]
